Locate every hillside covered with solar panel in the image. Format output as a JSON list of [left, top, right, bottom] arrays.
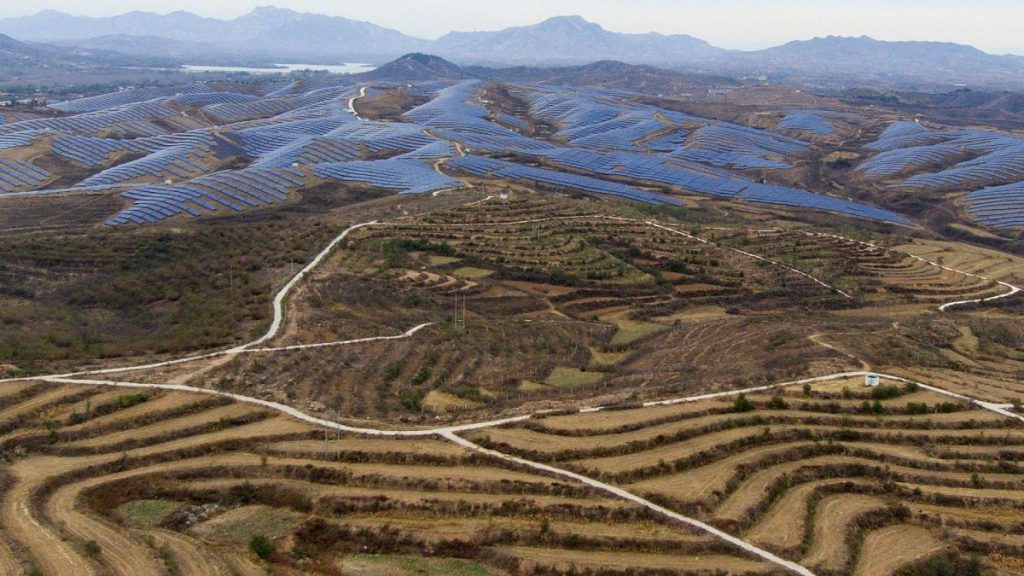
[[0, 65, 933, 229]]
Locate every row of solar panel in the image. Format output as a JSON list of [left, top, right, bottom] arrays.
[[0, 159, 50, 193], [106, 167, 305, 225]]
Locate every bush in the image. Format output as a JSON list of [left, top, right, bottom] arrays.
[[733, 394, 755, 413], [905, 402, 929, 415], [249, 534, 274, 560], [871, 385, 903, 400], [83, 540, 101, 558]]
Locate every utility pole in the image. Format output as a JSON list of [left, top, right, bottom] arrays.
[[454, 294, 467, 330]]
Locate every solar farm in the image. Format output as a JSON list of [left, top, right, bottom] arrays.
[[0, 77, 927, 228], [1, 69, 1023, 576]]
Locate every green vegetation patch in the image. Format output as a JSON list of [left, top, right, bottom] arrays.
[[427, 255, 462, 266], [452, 266, 495, 279], [608, 317, 669, 346], [116, 499, 183, 528], [337, 554, 503, 576], [544, 366, 605, 388], [190, 505, 302, 546]]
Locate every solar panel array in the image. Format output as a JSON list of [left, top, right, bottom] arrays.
[[0, 100, 189, 138], [0, 129, 50, 150], [858, 120, 1024, 227], [865, 121, 949, 151], [406, 81, 554, 154], [105, 167, 306, 225], [0, 78, 924, 227], [50, 84, 208, 113], [965, 183, 1024, 228], [314, 158, 461, 195], [900, 144, 1024, 191], [202, 97, 298, 123], [858, 143, 966, 180], [777, 111, 835, 135], [0, 160, 50, 193], [448, 154, 681, 206], [862, 124, 1024, 191], [735, 184, 911, 224], [675, 123, 807, 169], [78, 144, 207, 187]]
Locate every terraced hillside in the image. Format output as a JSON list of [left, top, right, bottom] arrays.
[[108, 190, 1010, 422], [465, 377, 1024, 576], [0, 380, 796, 576], [1, 369, 1021, 575]]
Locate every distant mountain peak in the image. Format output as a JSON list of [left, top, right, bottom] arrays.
[[536, 15, 598, 29], [363, 53, 467, 81]]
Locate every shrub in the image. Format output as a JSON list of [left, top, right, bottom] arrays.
[[768, 396, 788, 410], [249, 534, 274, 560], [871, 385, 903, 400], [905, 402, 930, 415], [733, 394, 755, 413], [83, 540, 101, 558]]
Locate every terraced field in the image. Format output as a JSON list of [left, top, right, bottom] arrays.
[[465, 378, 1024, 576], [2, 368, 1020, 575], [0, 380, 799, 576]]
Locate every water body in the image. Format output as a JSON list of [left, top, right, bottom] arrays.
[[182, 63, 377, 75]]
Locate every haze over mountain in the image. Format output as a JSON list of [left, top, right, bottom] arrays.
[[2, 7, 1024, 88], [0, 7, 427, 62], [737, 35, 1024, 84], [0, 31, 160, 68], [430, 15, 724, 67]]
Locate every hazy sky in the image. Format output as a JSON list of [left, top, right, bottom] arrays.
[[2, 0, 1023, 55]]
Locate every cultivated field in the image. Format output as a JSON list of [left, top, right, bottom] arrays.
[[0, 381, 795, 576]]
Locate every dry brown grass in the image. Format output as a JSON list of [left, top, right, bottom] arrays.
[[745, 479, 875, 550], [538, 399, 721, 432], [495, 546, 771, 573], [852, 525, 944, 576], [62, 403, 265, 449], [803, 494, 888, 571], [629, 442, 819, 503], [143, 527, 236, 576]]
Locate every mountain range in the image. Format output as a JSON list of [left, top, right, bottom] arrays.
[[2, 7, 1024, 88]]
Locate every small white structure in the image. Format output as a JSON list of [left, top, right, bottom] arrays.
[[865, 374, 881, 388]]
